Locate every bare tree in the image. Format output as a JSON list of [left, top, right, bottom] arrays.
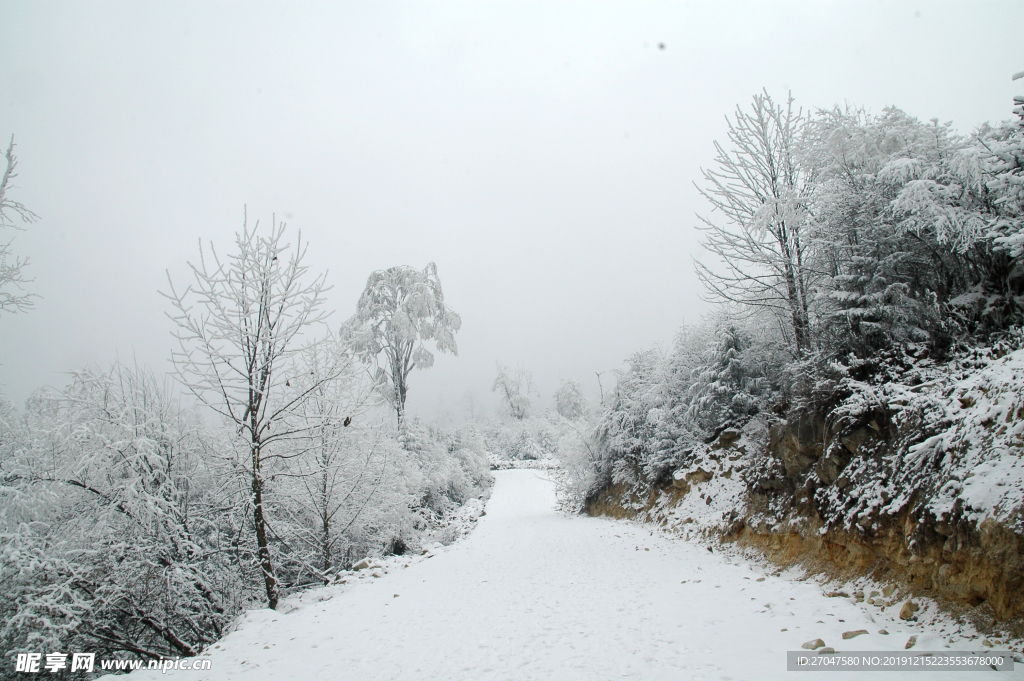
[[164, 212, 332, 609], [694, 91, 817, 355], [346, 263, 461, 423], [0, 136, 39, 315], [279, 333, 388, 581], [461, 389, 482, 422]]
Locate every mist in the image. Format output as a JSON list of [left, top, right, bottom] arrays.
[[1, 1, 1020, 419]]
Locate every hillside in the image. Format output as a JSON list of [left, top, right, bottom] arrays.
[[585, 346, 1024, 639]]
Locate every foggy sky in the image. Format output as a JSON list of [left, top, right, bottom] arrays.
[[1, 1, 1021, 421]]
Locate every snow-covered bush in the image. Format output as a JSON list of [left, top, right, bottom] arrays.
[[373, 419, 492, 552], [589, 314, 783, 495], [266, 413, 493, 588], [483, 416, 557, 462], [0, 364, 245, 663], [439, 424, 493, 493], [595, 346, 690, 488], [400, 418, 491, 516], [685, 320, 783, 434], [550, 416, 602, 512]]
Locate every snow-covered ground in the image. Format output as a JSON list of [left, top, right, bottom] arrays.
[[111, 470, 1021, 680]]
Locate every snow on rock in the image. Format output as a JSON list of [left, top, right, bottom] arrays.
[[918, 348, 1024, 525], [781, 344, 1024, 535], [102, 470, 1019, 681], [646, 418, 765, 538]]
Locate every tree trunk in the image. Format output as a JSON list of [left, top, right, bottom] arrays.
[[779, 226, 810, 357], [320, 462, 331, 581], [393, 356, 409, 425], [321, 515, 331, 580], [251, 445, 278, 610]]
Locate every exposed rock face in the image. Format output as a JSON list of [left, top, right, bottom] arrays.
[[768, 413, 825, 478], [730, 509, 1024, 621], [585, 482, 657, 520], [715, 429, 742, 448], [742, 408, 1024, 622], [686, 468, 714, 484]]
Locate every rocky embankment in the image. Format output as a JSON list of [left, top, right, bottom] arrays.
[[586, 348, 1024, 638]]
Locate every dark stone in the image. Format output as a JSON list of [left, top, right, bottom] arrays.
[[768, 412, 825, 478]]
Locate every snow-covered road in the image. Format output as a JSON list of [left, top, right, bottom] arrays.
[[120, 470, 1020, 680]]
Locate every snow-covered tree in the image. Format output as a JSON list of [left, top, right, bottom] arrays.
[[961, 73, 1024, 322], [0, 136, 39, 315], [804, 100, 1024, 349], [164, 213, 333, 610], [461, 389, 483, 422], [492, 363, 534, 421], [801, 106, 954, 351], [595, 347, 694, 486], [346, 263, 461, 423], [695, 91, 817, 355], [553, 378, 587, 420], [685, 322, 775, 433]]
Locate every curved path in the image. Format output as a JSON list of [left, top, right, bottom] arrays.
[[118, 470, 1012, 680]]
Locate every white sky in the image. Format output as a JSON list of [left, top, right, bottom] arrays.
[[1, 1, 1021, 421]]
